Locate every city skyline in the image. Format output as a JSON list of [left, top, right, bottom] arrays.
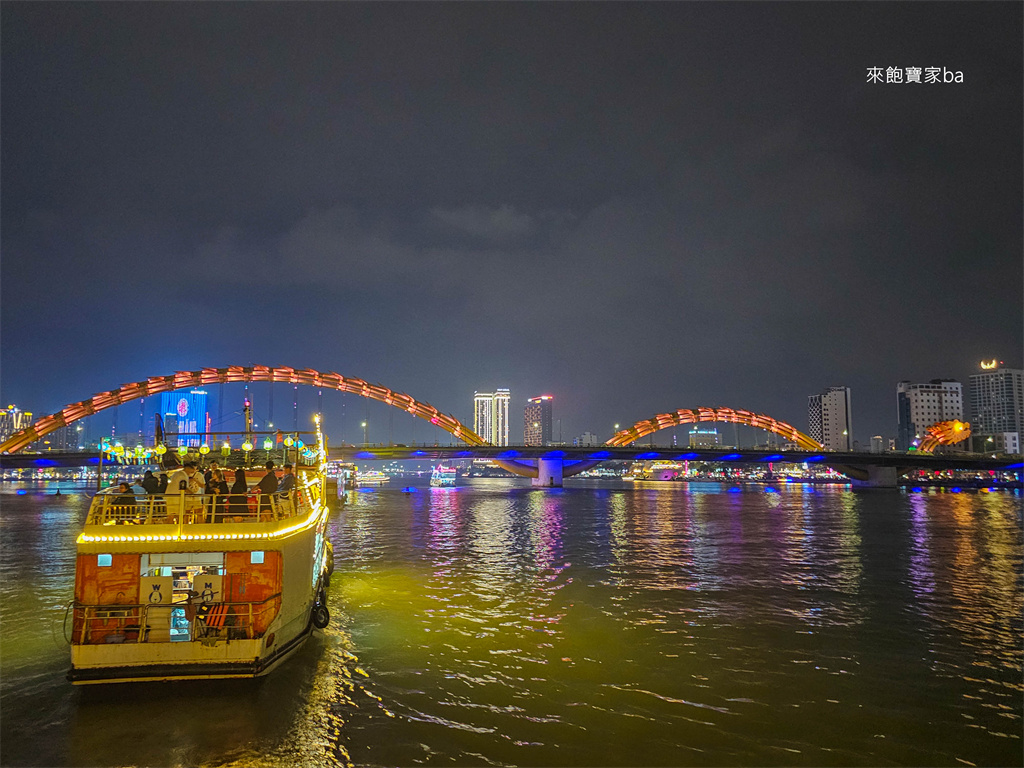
[[1, 3, 1021, 446], [2, 361, 1022, 452]]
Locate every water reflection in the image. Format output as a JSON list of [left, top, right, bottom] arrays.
[[1, 480, 1020, 767]]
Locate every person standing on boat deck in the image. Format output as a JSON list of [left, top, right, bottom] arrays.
[[203, 461, 220, 485], [256, 460, 278, 517], [183, 463, 207, 522], [208, 468, 230, 522], [157, 473, 169, 493], [166, 463, 205, 522], [140, 470, 159, 494], [113, 482, 136, 521], [228, 468, 249, 519], [277, 464, 296, 512], [278, 464, 296, 494]]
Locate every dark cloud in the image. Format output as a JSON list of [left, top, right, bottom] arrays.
[[2, 2, 1020, 445]]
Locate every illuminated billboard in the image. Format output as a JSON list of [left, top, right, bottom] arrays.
[[160, 390, 208, 446]]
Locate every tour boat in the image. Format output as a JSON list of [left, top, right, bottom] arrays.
[[430, 464, 457, 487], [68, 430, 334, 685], [355, 469, 389, 486]]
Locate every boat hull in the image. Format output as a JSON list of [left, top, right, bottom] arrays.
[[69, 610, 316, 684]]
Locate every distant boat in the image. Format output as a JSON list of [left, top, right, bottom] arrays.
[[355, 470, 389, 486], [429, 465, 457, 488]]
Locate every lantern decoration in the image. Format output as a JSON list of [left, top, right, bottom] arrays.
[[242, 441, 253, 452], [263, 438, 274, 450], [155, 444, 167, 455], [283, 436, 294, 447], [199, 443, 210, 455], [113, 443, 125, 455], [295, 440, 304, 450], [177, 445, 188, 456], [221, 442, 231, 456]]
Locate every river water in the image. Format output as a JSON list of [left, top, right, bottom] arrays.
[[1, 478, 1020, 767]]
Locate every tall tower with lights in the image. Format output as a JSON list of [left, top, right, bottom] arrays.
[[524, 395, 553, 446], [969, 360, 1023, 454], [807, 386, 852, 451], [473, 389, 511, 446]]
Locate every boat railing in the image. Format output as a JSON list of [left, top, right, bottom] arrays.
[[85, 482, 321, 527], [73, 593, 283, 645]]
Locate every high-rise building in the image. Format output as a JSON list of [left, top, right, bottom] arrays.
[[969, 360, 1023, 454], [807, 386, 852, 451], [689, 428, 721, 448], [473, 392, 493, 444], [573, 431, 600, 447], [896, 379, 964, 451], [0, 405, 33, 444], [473, 389, 510, 446], [44, 424, 81, 451], [493, 389, 510, 446], [524, 395, 553, 446]]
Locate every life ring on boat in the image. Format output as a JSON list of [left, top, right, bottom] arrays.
[[312, 604, 330, 629]]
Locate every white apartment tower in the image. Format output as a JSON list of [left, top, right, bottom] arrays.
[[969, 361, 1023, 454], [896, 379, 964, 451], [492, 389, 510, 446], [808, 387, 852, 451], [473, 389, 510, 446]]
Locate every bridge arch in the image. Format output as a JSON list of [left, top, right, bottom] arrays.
[[0, 365, 486, 454], [606, 407, 823, 451]]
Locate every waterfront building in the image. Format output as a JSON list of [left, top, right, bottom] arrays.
[[870, 435, 885, 453], [573, 431, 600, 447], [473, 389, 510, 446], [969, 360, 1023, 454], [524, 395, 553, 446], [896, 379, 964, 451], [807, 386, 852, 451], [0, 404, 33, 444], [473, 392, 493, 444], [689, 428, 721, 448], [41, 424, 81, 451], [493, 389, 510, 446]]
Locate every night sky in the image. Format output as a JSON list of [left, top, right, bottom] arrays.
[[2, 2, 1021, 447]]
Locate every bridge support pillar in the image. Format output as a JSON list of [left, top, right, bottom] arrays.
[[849, 465, 899, 489], [532, 458, 564, 487]]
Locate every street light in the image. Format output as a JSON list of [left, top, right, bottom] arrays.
[[362, 421, 368, 447]]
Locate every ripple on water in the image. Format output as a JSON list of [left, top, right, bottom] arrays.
[[0, 481, 1021, 766]]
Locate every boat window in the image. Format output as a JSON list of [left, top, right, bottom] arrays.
[[97, 554, 112, 567], [141, 553, 224, 577], [250, 551, 264, 564]]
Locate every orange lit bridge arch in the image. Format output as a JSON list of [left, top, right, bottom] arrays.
[[0, 366, 486, 454], [605, 407, 824, 451]]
